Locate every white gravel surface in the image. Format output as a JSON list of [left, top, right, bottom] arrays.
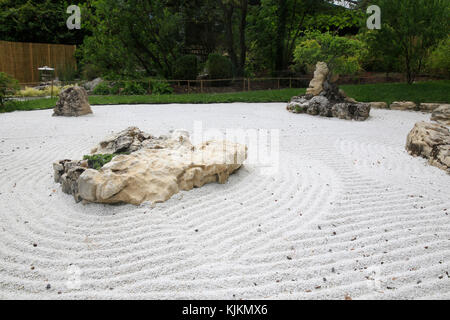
[[0, 103, 449, 299]]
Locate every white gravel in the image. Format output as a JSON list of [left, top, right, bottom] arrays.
[[0, 103, 449, 299]]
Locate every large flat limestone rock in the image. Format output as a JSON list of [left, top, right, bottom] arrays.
[[78, 140, 247, 205], [54, 127, 247, 205]]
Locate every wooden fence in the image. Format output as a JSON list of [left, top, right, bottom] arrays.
[[0, 41, 77, 84]]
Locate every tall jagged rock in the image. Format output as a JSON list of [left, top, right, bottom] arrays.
[[287, 62, 370, 121], [306, 62, 329, 96]]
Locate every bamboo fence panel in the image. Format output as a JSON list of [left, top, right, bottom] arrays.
[[0, 40, 76, 83]]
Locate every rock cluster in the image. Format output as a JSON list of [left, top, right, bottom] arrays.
[[420, 103, 441, 113], [287, 62, 370, 121], [431, 104, 450, 126], [390, 101, 417, 111], [53, 159, 89, 202], [406, 121, 450, 173], [53, 86, 93, 117], [371, 102, 445, 113], [369, 102, 388, 109], [54, 127, 247, 205]]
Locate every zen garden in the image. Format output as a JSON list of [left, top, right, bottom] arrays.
[[0, 0, 449, 302]]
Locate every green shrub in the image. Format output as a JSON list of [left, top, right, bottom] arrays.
[[426, 37, 450, 78], [121, 81, 147, 95], [83, 154, 115, 170], [151, 81, 173, 95], [173, 55, 198, 80], [58, 63, 79, 82], [83, 153, 131, 169], [294, 31, 366, 76], [206, 53, 233, 80], [109, 81, 126, 95], [0, 72, 19, 107], [92, 82, 112, 95]]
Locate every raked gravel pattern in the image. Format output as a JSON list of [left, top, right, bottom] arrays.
[[0, 103, 449, 299]]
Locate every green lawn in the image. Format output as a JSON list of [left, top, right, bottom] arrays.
[[2, 80, 449, 113]]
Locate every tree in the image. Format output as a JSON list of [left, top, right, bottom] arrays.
[[247, 0, 341, 75], [0, 0, 89, 44], [368, 0, 449, 84], [426, 36, 450, 78], [217, 0, 249, 77], [293, 31, 366, 76], [80, 0, 182, 78]]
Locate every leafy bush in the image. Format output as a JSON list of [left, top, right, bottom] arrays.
[[92, 82, 112, 95], [206, 53, 233, 80], [0, 72, 19, 107], [121, 81, 147, 95], [151, 81, 173, 95], [83, 153, 131, 170], [58, 63, 79, 82], [17, 87, 42, 97], [294, 31, 367, 76], [17, 85, 67, 97], [42, 85, 62, 96], [81, 63, 103, 81], [173, 55, 198, 80], [83, 154, 115, 170], [426, 37, 450, 78], [110, 81, 126, 95]]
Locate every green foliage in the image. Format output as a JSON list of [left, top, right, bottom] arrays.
[[121, 81, 147, 95], [57, 63, 79, 82], [293, 31, 366, 75], [80, 0, 182, 78], [368, 0, 449, 84], [151, 81, 173, 95], [92, 82, 112, 95], [426, 37, 450, 78], [246, 0, 350, 74], [306, 8, 365, 32], [173, 55, 199, 80], [83, 154, 115, 170], [206, 54, 233, 80], [0, 72, 19, 107], [0, 0, 88, 45], [2, 81, 450, 114]]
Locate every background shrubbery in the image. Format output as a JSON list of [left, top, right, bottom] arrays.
[[293, 31, 366, 76], [206, 54, 233, 80], [173, 55, 199, 80], [426, 37, 450, 78], [92, 80, 173, 95], [0, 72, 19, 107]]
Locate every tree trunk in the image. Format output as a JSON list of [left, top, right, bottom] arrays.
[[238, 0, 248, 77], [222, 3, 238, 76], [405, 51, 413, 84], [275, 0, 288, 75]]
